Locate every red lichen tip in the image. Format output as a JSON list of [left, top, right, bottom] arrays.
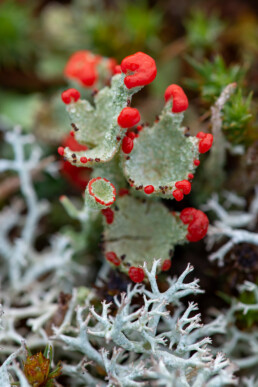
[[122, 136, 134, 154], [175, 180, 191, 195], [63, 134, 88, 152], [128, 267, 145, 283], [180, 208, 209, 242], [61, 88, 80, 104], [60, 135, 90, 191], [117, 107, 140, 128], [173, 189, 184, 201], [114, 65, 122, 74], [162, 259, 171, 272], [106, 251, 121, 266], [127, 132, 136, 139], [121, 52, 157, 89], [64, 50, 101, 87], [107, 58, 118, 73], [80, 157, 88, 164], [119, 188, 129, 197], [101, 208, 114, 225], [164, 84, 189, 113], [196, 132, 206, 139], [197, 132, 213, 153], [188, 173, 194, 180], [194, 159, 200, 166], [58, 146, 65, 156], [144, 185, 154, 194]]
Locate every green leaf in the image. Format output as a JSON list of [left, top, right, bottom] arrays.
[[43, 344, 49, 358], [222, 88, 254, 145], [184, 9, 225, 50], [185, 55, 245, 103]]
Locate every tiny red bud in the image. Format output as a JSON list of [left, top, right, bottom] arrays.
[[188, 173, 194, 180], [63, 135, 88, 152], [196, 132, 206, 139], [136, 125, 143, 131], [180, 208, 209, 242], [114, 65, 122, 74], [58, 146, 65, 156], [194, 159, 200, 166], [106, 251, 121, 266], [122, 136, 134, 154], [80, 157, 87, 163], [101, 208, 114, 224], [127, 132, 136, 139], [162, 259, 171, 271], [144, 185, 154, 194], [197, 133, 213, 153], [60, 135, 89, 190], [173, 189, 184, 201], [175, 180, 191, 195], [164, 84, 188, 113], [121, 52, 157, 89], [61, 88, 80, 104], [117, 107, 140, 128], [129, 267, 145, 283], [180, 208, 195, 224], [119, 188, 129, 197], [64, 51, 101, 87]]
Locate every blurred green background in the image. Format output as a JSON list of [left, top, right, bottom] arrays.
[[0, 0, 257, 91]]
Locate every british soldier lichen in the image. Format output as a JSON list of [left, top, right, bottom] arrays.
[[64, 50, 117, 89], [58, 51, 212, 281]]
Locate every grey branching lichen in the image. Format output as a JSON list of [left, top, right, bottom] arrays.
[[54, 260, 237, 387], [222, 281, 258, 370], [203, 188, 258, 266], [0, 127, 85, 385], [0, 128, 84, 293]]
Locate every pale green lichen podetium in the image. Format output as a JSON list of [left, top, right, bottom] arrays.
[[60, 73, 139, 167], [58, 52, 213, 282], [122, 102, 199, 198]]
